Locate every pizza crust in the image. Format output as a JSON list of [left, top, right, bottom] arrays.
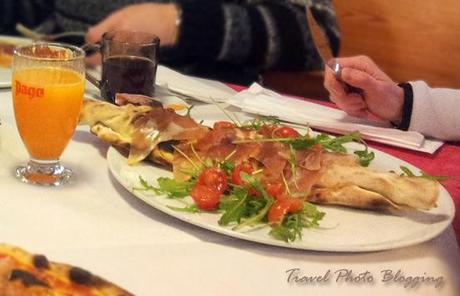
[[0, 42, 15, 68], [316, 162, 438, 210], [308, 185, 400, 210]]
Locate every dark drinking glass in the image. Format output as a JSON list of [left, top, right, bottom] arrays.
[[86, 30, 159, 102], [101, 55, 156, 101]]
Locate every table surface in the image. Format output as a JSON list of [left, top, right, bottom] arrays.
[[0, 89, 459, 296]]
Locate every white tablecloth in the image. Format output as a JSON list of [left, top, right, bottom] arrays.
[[0, 89, 458, 296]]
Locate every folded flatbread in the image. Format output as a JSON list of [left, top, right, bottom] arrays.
[[79, 99, 208, 164], [79, 99, 438, 211]]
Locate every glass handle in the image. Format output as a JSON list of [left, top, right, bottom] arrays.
[[81, 42, 101, 56], [81, 43, 101, 89], [85, 71, 100, 89]]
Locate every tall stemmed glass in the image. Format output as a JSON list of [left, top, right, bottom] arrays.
[[12, 43, 85, 186]]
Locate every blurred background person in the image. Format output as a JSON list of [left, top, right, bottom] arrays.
[[324, 55, 460, 141], [0, 0, 340, 85]]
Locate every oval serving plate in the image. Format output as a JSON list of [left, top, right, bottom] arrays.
[[107, 122, 455, 252]]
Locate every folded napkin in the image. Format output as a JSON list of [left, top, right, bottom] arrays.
[[228, 83, 444, 153], [156, 65, 237, 103], [84, 65, 237, 103]]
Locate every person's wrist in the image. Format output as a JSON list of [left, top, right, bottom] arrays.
[[389, 84, 404, 123], [391, 83, 414, 130]]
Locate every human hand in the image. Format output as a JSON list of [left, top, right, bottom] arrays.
[[324, 55, 404, 122], [85, 3, 179, 46]]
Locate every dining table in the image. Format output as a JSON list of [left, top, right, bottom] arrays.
[[0, 83, 459, 296]]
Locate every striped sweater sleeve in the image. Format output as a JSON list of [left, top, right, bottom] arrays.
[[175, 0, 339, 71]]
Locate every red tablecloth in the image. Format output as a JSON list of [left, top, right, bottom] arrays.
[[228, 84, 460, 244]]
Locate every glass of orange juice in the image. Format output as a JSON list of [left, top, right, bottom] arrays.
[[12, 43, 85, 186]]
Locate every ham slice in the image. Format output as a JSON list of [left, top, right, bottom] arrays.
[[79, 99, 207, 164]]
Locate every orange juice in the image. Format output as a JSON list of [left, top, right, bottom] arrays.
[[13, 67, 84, 160]]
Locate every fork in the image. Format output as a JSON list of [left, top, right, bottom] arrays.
[[16, 23, 85, 41]]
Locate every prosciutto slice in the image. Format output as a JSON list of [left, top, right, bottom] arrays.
[[79, 99, 208, 164]]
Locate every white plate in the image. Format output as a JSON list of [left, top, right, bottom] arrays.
[[107, 134, 455, 252], [0, 68, 12, 88], [0, 35, 31, 88]]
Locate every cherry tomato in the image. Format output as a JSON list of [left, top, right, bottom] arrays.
[[268, 200, 291, 223], [213, 121, 236, 130], [287, 198, 304, 212], [263, 180, 284, 198], [275, 193, 289, 202], [268, 197, 304, 223], [197, 168, 228, 193], [190, 184, 221, 211], [231, 162, 253, 186], [274, 127, 300, 138]]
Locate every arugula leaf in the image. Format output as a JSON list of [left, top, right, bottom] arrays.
[[277, 132, 375, 166], [302, 202, 326, 226], [219, 160, 235, 175], [219, 184, 271, 227], [218, 187, 249, 226], [314, 132, 374, 166], [284, 136, 318, 150], [137, 176, 158, 192], [157, 177, 195, 198], [233, 173, 274, 230], [354, 149, 375, 167], [318, 132, 361, 152], [241, 116, 281, 130], [246, 197, 266, 216], [269, 202, 325, 242], [399, 166, 448, 181], [185, 105, 194, 117], [400, 165, 415, 177], [136, 176, 195, 198], [270, 223, 298, 242], [168, 204, 201, 213]]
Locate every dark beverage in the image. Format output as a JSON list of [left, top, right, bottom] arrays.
[[100, 55, 157, 102]]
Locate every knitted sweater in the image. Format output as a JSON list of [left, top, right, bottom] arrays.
[[0, 0, 339, 84]]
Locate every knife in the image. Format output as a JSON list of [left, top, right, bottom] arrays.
[[305, 7, 361, 93]]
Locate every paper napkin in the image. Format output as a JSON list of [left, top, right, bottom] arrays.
[[84, 65, 237, 103], [228, 83, 444, 153], [156, 65, 237, 103]]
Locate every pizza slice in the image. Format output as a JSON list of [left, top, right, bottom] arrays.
[[0, 244, 133, 296]]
